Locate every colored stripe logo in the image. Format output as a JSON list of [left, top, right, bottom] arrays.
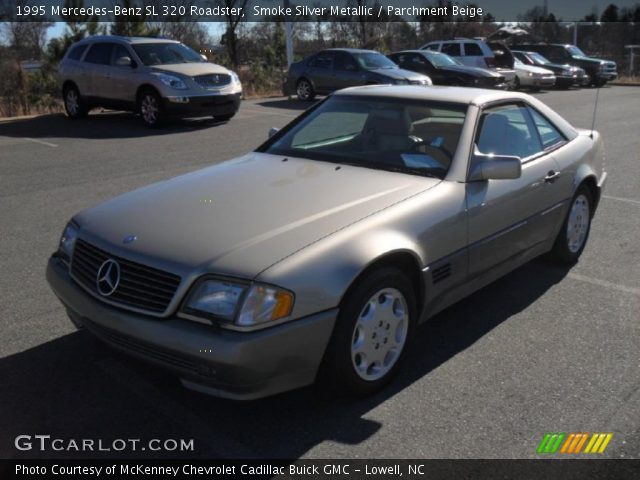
[[537, 433, 613, 454]]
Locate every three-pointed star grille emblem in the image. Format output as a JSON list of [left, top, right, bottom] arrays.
[[96, 259, 121, 296]]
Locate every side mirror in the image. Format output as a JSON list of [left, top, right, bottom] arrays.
[[115, 56, 132, 67], [469, 148, 521, 181], [268, 127, 279, 138]]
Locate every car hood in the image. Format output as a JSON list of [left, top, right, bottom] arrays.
[[370, 67, 429, 81], [438, 64, 500, 78], [150, 62, 229, 77], [75, 153, 438, 279]]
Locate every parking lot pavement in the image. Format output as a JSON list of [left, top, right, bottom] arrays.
[[0, 87, 638, 459]]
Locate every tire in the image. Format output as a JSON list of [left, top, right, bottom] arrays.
[[551, 185, 593, 264], [296, 78, 315, 101], [215, 112, 235, 122], [138, 89, 163, 128], [318, 267, 417, 396], [63, 85, 87, 119]]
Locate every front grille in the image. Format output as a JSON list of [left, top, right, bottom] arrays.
[[70, 239, 181, 314], [194, 73, 231, 88]]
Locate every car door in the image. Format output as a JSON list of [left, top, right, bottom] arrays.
[[466, 102, 565, 276], [82, 42, 114, 100], [333, 51, 363, 89], [441, 43, 465, 65], [462, 42, 486, 68], [308, 51, 335, 93], [105, 43, 138, 104]]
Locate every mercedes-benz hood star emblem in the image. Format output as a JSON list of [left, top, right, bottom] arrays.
[[96, 259, 121, 296]]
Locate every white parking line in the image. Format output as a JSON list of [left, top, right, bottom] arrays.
[[23, 137, 58, 148], [603, 195, 640, 206], [568, 272, 640, 296]]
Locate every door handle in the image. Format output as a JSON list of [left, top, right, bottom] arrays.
[[544, 170, 561, 183]]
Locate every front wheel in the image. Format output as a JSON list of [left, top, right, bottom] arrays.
[[139, 90, 163, 128], [551, 186, 593, 264], [318, 268, 416, 396]]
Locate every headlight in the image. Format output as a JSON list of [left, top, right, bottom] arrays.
[[229, 71, 241, 84], [182, 278, 294, 329], [527, 72, 534, 77], [58, 221, 78, 262], [562, 69, 572, 76], [156, 73, 188, 90]]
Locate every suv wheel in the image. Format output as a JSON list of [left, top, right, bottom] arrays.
[[139, 90, 163, 127], [296, 78, 315, 101], [63, 85, 87, 119]]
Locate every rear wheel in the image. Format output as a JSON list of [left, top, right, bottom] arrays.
[[318, 268, 416, 396], [551, 186, 593, 264], [63, 85, 87, 119], [296, 78, 315, 101], [138, 89, 163, 128]]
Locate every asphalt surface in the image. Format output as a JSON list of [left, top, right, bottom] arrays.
[[0, 87, 638, 460]]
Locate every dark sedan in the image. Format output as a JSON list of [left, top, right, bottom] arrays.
[[512, 50, 587, 88], [283, 48, 432, 100], [388, 50, 507, 89]]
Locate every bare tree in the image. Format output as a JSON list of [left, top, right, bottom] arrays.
[[217, 0, 251, 67]]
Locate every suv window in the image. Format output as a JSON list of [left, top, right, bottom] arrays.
[[463, 43, 483, 56], [441, 43, 461, 56], [477, 104, 542, 159], [334, 51, 358, 71], [528, 107, 566, 150], [111, 44, 131, 65], [424, 43, 440, 51], [310, 51, 333, 69], [84, 43, 114, 65], [67, 44, 88, 61]]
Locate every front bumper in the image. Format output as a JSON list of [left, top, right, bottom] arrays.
[[162, 92, 242, 117], [46, 257, 337, 400]]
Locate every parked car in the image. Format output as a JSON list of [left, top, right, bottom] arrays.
[[283, 48, 432, 100], [388, 50, 508, 89], [59, 35, 243, 127], [512, 50, 587, 88], [420, 38, 516, 85], [513, 58, 556, 90], [511, 43, 617, 86], [47, 85, 607, 399]]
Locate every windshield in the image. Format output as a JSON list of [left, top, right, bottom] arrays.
[[261, 96, 467, 179], [528, 52, 551, 64], [354, 52, 398, 69], [426, 52, 460, 67], [133, 42, 204, 66], [567, 46, 587, 57]]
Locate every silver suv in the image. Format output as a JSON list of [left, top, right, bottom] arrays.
[[59, 36, 243, 127]]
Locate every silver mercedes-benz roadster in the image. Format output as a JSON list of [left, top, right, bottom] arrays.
[[47, 86, 606, 399]]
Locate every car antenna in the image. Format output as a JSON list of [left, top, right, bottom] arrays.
[[590, 84, 601, 139]]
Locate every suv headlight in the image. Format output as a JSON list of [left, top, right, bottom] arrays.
[[58, 221, 78, 262], [156, 73, 188, 90], [182, 278, 294, 329]]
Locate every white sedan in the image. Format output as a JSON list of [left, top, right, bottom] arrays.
[[514, 59, 556, 90]]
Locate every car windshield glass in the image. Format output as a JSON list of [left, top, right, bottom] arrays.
[[567, 46, 587, 57], [262, 95, 467, 179], [354, 52, 397, 69], [133, 43, 204, 66], [529, 52, 551, 64], [426, 52, 460, 67]]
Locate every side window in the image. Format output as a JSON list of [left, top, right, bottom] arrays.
[[84, 43, 113, 65], [476, 104, 542, 159], [311, 51, 333, 69], [334, 51, 357, 71], [463, 43, 483, 56], [441, 43, 461, 56], [67, 44, 88, 61], [424, 43, 440, 51], [528, 107, 566, 150], [547, 47, 565, 63], [111, 44, 131, 66], [411, 54, 428, 67]]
